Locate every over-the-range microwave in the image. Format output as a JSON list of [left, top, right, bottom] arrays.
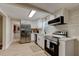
[[48, 16, 65, 26]]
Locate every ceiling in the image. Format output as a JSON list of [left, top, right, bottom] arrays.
[[0, 3, 79, 21], [0, 3, 50, 20], [30, 3, 79, 14]]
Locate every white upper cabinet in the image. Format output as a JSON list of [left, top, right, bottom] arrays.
[[37, 19, 43, 29], [54, 8, 69, 23], [54, 9, 64, 18], [63, 9, 69, 24], [46, 15, 55, 21], [21, 20, 38, 28]]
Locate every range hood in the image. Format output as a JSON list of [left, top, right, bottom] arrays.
[[48, 16, 65, 26]]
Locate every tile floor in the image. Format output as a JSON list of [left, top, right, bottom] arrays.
[[0, 40, 48, 56]]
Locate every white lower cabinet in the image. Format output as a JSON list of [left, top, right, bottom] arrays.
[[31, 33, 35, 42], [59, 39, 75, 56], [37, 35, 45, 49], [74, 39, 79, 56]]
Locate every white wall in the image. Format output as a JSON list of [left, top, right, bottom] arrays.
[[5, 17, 12, 49], [53, 8, 69, 32], [2, 16, 12, 50], [44, 15, 58, 34], [56, 7, 79, 37], [0, 8, 12, 50], [69, 7, 79, 55], [69, 8, 79, 37], [54, 8, 64, 18]]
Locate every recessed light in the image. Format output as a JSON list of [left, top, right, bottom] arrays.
[[28, 10, 36, 17]]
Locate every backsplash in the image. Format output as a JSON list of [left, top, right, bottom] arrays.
[[68, 8, 79, 37], [53, 7, 79, 38], [44, 8, 79, 38]]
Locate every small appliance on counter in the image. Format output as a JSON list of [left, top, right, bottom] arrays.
[[32, 28, 39, 33]]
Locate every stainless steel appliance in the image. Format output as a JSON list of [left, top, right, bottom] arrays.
[[20, 24, 31, 44], [48, 16, 65, 26], [44, 31, 68, 56], [45, 36, 59, 56]]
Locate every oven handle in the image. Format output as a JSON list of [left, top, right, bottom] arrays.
[[50, 40, 60, 45]]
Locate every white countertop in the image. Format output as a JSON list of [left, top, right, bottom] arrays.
[[32, 33, 77, 41], [59, 37, 76, 41], [45, 34, 77, 41]]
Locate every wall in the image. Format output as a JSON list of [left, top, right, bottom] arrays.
[[69, 7, 79, 55], [53, 8, 69, 32], [52, 8, 79, 37], [43, 8, 70, 35], [69, 8, 79, 37], [44, 15, 58, 34], [0, 8, 12, 50], [5, 17, 12, 49]]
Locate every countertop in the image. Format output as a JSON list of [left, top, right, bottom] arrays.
[[31, 33, 77, 41], [59, 37, 76, 41]]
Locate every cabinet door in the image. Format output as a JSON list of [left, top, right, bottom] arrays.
[[59, 41, 65, 56], [37, 35, 41, 46], [37, 35, 44, 49], [39, 36, 44, 49], [31, 34, 35, 42], [65, 40, 74, 56]]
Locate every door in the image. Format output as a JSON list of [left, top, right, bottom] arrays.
[[0, 15, 3, 49], [37, 35, 44, 49]]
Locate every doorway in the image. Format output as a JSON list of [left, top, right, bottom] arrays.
[[12, 20, 20, 43], [0, 15, 3, 49]]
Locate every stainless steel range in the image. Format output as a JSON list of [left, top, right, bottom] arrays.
[[44, 31, 68, 56], [45, 36, 59, 56]]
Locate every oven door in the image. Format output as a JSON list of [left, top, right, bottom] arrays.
[[50, 41, 59, 56], [45, 37, 59, 56]]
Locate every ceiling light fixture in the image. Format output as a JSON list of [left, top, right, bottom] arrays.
[[28, 10, 36, 17]]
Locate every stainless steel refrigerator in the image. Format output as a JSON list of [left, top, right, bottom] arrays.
[[20, 24, 31, 44]]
